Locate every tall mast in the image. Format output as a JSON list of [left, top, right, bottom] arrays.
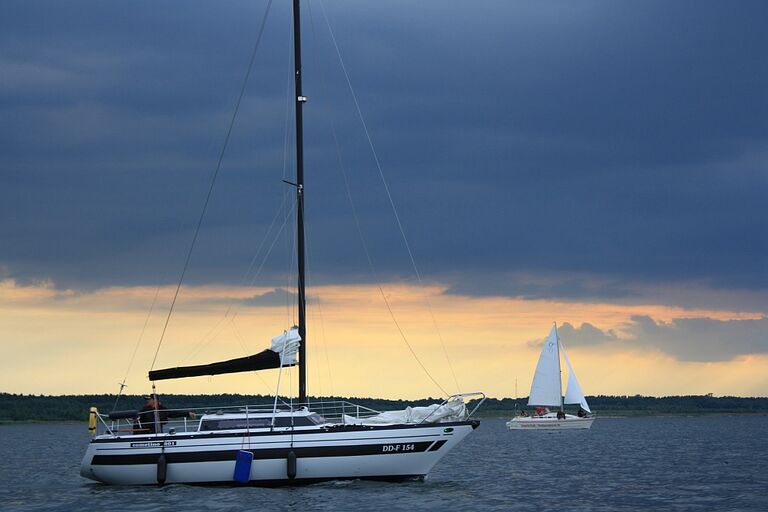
[[293, 0, 307, 403]]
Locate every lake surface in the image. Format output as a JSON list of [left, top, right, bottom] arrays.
[[1, 417, 766, 511]]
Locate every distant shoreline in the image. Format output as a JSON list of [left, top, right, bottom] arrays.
[[477, 410, 768, 419], [2, 412, 768, 425], [2, 392, 767, 422]]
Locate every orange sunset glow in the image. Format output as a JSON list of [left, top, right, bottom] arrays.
[[2, 278, 766, 398]]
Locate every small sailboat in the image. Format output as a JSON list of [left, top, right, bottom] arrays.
[[79, 0, 484, 485], [507, 323, 594, 430]]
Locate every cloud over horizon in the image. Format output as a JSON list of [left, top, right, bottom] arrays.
[[554, 316, 768, 362]]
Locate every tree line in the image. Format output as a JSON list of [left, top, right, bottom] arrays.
[[1, 392, 766, 422]]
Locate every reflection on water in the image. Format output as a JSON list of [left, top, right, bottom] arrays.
[[1, 417, 767, 511]]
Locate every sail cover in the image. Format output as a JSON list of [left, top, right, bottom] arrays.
[[561, 342, 591, 413], [149, 328, 301, 381], [527, 326, 563, 407], [342, 398, 467, 425]]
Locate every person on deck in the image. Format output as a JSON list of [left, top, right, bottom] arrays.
[[577, 408, 587, 418], [136, 396, 196, 434]]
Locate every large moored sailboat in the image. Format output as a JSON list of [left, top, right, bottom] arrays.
[[80, 0, 483, 485]]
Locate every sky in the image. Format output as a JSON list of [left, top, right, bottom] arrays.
[[1, 0, 767, 399]]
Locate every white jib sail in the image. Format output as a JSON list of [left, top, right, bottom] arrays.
[[561, 342, 591, 413], [528, 325, 563, 407]]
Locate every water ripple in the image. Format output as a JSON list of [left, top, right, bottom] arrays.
[[1, 417, 766, 511]]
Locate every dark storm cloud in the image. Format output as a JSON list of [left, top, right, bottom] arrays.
[[551, 316, 768, 362], [1, 1, 767, 305]]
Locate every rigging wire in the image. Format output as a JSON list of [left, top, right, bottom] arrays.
[[336, 155, 449, 397], [225, 313, 277, 394], [247, 200, 294, 288], [180, 201, 293, 365], [182, 12, 296, 401], [304, 242, 335, 397], [149, 0, 274, 372], [241, 194, 290, 292], [302, 217, 335, 397], [316, 0, 455, 396], [299, 197, 333, 397], [112, 285, 162, 412], [171, 21, 294, 380], [308, 26, 447, 398], [184, 27, 291, 364], [281, 17, 298, 328], [285, 199, 297, 327], [180, 187, 289, 365], [305, 0, 341, 399], [182, 308, 233, 364], [180, 187, 290, 365], [173, 18, 292, 375]]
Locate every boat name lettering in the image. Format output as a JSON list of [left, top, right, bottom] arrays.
[[382, 443, 415, 453], [130, 441, 177, 448]]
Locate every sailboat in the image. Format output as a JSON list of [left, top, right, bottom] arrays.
[[506, 323, 594, 430], [80, 0, 484, 485]]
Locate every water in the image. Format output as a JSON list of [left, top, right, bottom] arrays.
[[1, 417, 767, 511]]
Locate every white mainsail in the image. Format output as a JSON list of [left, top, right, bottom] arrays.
[[561, 342, 591, 413], [527, 325, 562, 407]]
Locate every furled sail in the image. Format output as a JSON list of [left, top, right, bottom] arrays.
[[149, 328, 301, 381], [342, 398, 468, 425], [561, 342, 591, 413], [270, 327, 301, 365], [527, 325, 562, 407]]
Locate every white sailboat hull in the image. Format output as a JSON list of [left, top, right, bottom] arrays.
[[506, 413, 594, 430], [80, 421, 478, 485]]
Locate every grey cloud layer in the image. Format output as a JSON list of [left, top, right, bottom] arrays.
[[2, 0, 767, 307]]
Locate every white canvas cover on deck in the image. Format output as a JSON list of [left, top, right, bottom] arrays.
[[528, 325, 563, 407], [561, 342, 591, 413], [271, 327, 301, 365], [343, 398, 467, 425]]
